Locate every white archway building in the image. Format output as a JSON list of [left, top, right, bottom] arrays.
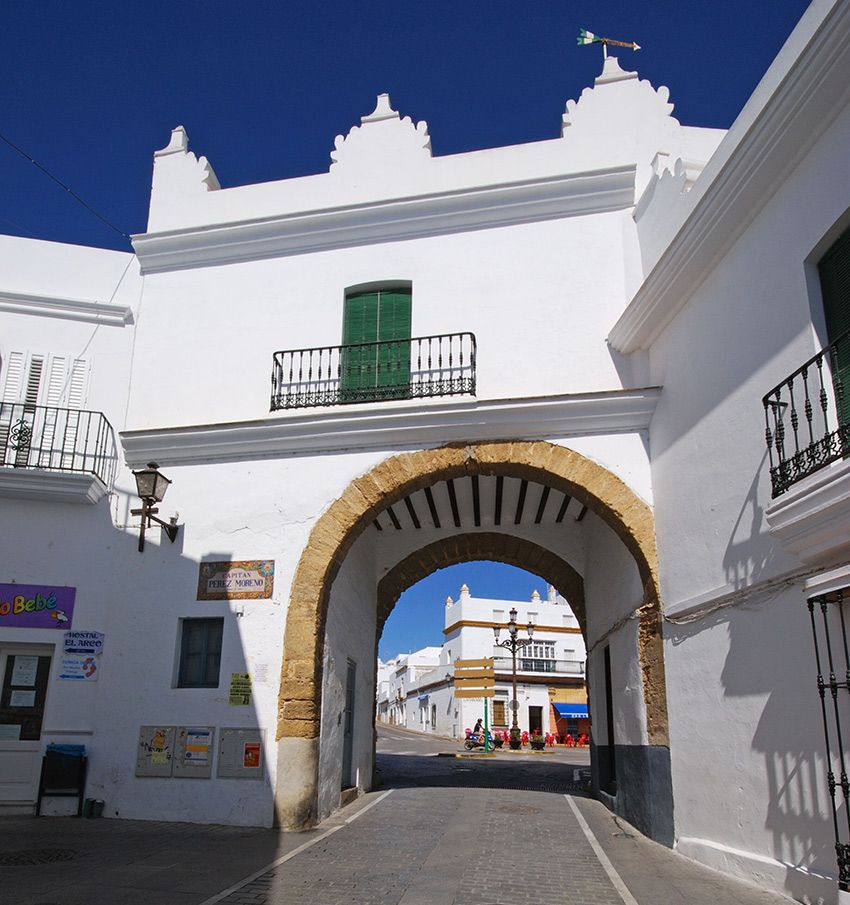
[[2, 3, 850, 900]]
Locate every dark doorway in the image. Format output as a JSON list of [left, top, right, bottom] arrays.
[[528, 705, 543, 735], [342, 659, 356, 789]]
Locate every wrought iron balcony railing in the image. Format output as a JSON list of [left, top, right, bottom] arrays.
[[0, 402, 117, 489], [493, 658, 586, 675], [271, 332, 476, 410], [764, 329, 850, 497]]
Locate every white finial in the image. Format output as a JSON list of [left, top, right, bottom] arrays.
[[155, 125, 189, 157], [445, 595, 453, 607], [547, 585, 557, 602], [361, 93, 399, 124], [595, 55, 638, 86], [531, 589, 541, 601]]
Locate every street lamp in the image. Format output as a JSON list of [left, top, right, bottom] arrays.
[[131, 462, 180, 552], [494, 607, 534, 746]]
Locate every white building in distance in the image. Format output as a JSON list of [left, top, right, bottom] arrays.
[[377, 584, 588, 739], [2, 2, 850, 900]]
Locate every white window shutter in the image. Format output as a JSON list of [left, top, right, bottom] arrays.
[[43, 356, 68, 407], [1, 351, 26, 403], [24, 355, 45, 405], [67, 359, 89, 408]]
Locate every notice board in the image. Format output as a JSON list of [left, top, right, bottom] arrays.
[[136, 725, 176, 777], [217, 728, 264, 780], [173, 726, 215, 779]]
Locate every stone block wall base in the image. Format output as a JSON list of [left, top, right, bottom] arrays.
[[275, 736, 319, 829]]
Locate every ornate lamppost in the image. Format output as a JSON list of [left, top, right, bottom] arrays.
[[494, 607, 534, 748]]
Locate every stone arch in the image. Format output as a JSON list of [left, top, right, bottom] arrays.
[[276, 440, 665, 827], [375, 532, 586, 638]]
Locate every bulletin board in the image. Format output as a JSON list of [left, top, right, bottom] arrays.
[[136, 725, 176, 777], [173, 726, 215, 779], [217, 728, 264, 780]]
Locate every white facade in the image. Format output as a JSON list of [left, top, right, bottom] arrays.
[[377, 585, 587, 739], [1, 3, 850, 901]]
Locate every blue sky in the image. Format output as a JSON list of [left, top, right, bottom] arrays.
[[1, 2, 811, 655], [0, 1, 807, 251], [380, 561, 548, 660]]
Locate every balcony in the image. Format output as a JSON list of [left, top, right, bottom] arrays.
[[0, 403, 117, 503], [270, 332, 476, 410], [763, 329, 850, 497], [493, 658, 586, 676]]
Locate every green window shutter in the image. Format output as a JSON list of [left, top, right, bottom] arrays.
[[341, 289, 411, 400], [342, 291, 380, 345], [819, 227, 850, 425], [375, 290, 412, 342], [375, 289, 411, 392]]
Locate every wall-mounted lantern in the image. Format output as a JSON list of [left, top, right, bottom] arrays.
[[131, 462, 180, 552]]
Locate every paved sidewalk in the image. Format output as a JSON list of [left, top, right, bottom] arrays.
[[2, 788, 797, 905]]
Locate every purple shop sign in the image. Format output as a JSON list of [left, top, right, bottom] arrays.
[[0, 584, 75, 629]]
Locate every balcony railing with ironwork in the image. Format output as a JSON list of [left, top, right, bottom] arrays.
[[0, 402, 117, 489], [764, 329, 850, 497], [270, 332, 476, 410], [493, 658, 586, 675]]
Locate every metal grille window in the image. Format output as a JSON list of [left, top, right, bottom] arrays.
[[808, 590, 850, 893], [178, 618, 224, 688]]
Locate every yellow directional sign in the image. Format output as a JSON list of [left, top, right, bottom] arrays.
[[453, 658, 495, 699]]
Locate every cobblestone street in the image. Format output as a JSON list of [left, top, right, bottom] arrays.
[[2, 726, 796, 905]]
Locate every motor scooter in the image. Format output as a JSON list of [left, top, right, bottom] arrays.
[[463, 733, 503, 750]]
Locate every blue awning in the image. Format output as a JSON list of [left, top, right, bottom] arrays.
[[552, 703, 588, 718]]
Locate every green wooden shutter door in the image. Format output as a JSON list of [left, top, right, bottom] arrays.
[[342, 292, 379, 396], [341, 289, 411, 400], [819, 227, 850, 425], [376, 290, 411, 393]]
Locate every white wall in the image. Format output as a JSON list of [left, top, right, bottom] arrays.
[[641, 16, 850, 896], [318, 530, 378, 819]]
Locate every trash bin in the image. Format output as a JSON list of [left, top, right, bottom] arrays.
[[83, 798, 104, 818]]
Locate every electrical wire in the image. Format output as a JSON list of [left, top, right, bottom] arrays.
[[0, 129, 130, 242]]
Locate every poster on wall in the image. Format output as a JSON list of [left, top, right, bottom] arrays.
[[9, 690, 36, 707], [173, 726, 214, 779], [58, 656, 99, 681], [217, 728, 264, 780], [11, 656, 39, 686], [196, 561, 274, 601], [229, 673, 252, 706], [136, 726, 176, 777], [0, 584, 75, 629]]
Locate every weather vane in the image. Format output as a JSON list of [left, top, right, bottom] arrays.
[[578, 28, 641, 59]]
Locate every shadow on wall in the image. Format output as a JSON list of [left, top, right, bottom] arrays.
[[668, 596, 837, 900], [6, 489, 275, 826], [721, 453, 787, 594]]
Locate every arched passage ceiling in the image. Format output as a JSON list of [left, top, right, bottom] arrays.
[[371, 474, 592, 534]]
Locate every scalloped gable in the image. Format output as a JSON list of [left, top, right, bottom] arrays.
[[561, 55, 681, 198], [330, 93, 432, 177], [148, 126, 220, 231]]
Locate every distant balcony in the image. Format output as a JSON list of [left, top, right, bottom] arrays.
[[0, 403, 117, 503], [764, 329, 850, 497], [494, 658, 586, 676], [270, 332, 476, 410]]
